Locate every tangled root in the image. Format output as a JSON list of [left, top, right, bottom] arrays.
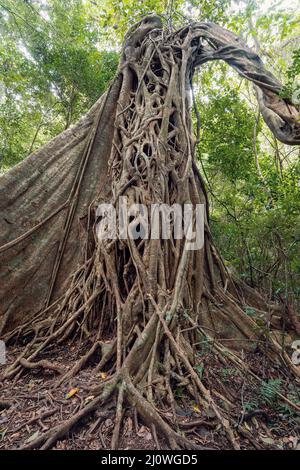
[[2, 16, 300, 450]]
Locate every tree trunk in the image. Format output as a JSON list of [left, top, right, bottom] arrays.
[[0, 16, 299, 450]]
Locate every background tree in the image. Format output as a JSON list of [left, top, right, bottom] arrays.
[[0, 0, 118, 168]]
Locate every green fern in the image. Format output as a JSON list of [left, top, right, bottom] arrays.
[[260, 378, 282, 406], [244, 400, 259, 412]]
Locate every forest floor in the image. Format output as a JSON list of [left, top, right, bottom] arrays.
[[0, 341, 299, 450]]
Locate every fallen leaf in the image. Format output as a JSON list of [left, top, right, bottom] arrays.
[[85, 395, 94, 403], [100, 372, 108, 380], [65, 387, 79, 399], [124, 417, 133, 436], [292, 437, 298, 448], [204, 408, 215, 418], [260, 436, 275, 445], [244, 422, 251, 431], [0, 428, 7, 440], [193, 405, 201, 414], [26, 430, 39, 443], [137, 425, 151, 439]]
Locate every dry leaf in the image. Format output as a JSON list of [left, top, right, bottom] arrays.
[[100, 372, 108, 380], [244, 422, 251, 431], [26, 430, 39, 443], [104, 418, 113, 428], [260, 436, 274, 445], [66, 387, 79, 399], [137, 425, 150, 437], [193, 405, 201, 414], [85, 395, 95, 403]]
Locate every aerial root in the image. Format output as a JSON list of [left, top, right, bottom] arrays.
[[19, 358, 63, 375], [111, 382, 125, 450], [2, 16, 300, 453], [6, 279, 299, 451], [9, 287, 299, 451], [16, 317, 239, 450]]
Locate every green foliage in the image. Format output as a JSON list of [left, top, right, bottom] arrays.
[[0, 0, 118, 169], [281, 48, 300, 102], [199, 85, 257, 181], [195, 21, 300, 302], [194, 362, 205, 379], [220, 367, 240, 382], [243, 400, 259, 412], [95, 0, 231, 39], [175, 386, 184, 398], [244, 379, 299, 414], [244, 307, 256, 317], [196, 337, 213, 356], [260, 379, 282, 406], [188, 0, 231, 24]]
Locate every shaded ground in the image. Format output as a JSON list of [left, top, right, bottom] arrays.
[[0, 341, 299, 450]]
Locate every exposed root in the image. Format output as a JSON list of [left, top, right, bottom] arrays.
[[21, 378, 117, 450], [1, 15, 300, 451], [19, 358, 63, 375]]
